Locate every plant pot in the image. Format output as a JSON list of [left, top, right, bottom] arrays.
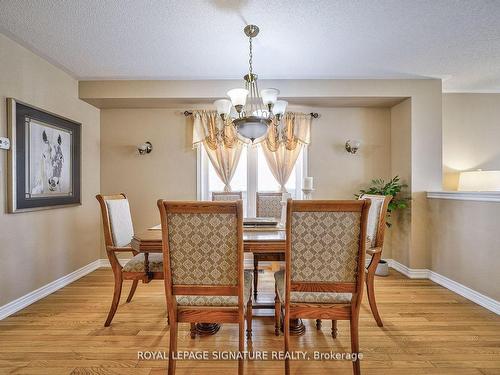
[[375, 259, 389, 276]]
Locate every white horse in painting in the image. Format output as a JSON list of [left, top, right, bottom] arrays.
[[31, 130, 64, 194]]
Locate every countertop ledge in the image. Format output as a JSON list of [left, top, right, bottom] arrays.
[[427, 191, 500, 202]]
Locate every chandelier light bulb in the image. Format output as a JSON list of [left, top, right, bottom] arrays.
[[227, 88, 249, 111], [213, 99, 232, 117], [273, 100, 288, 116], [260, 88, 280, 106]]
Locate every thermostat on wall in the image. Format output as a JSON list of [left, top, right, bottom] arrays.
[[0, 137, 11, 150]]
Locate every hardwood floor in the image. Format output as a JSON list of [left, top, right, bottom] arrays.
[[0, 267, 499, 375]]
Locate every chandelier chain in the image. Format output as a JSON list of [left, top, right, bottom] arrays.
[[248, 36, 253, 76]]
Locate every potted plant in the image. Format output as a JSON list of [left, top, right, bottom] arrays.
[[356, 176, 410, 276]]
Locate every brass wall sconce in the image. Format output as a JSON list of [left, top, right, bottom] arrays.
[[345, 140, 361, 154], [138, 141, 153, 155]]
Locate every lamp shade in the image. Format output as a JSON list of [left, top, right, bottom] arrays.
[[273, 100, 288, 115], [213, 99, 232, 116], [458, 170, 500, 191], [227, 88, 248, 107], [260, 88, 280, 106]]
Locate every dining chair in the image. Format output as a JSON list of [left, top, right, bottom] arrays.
[[256, 191, 282, 218], [212, 191, 243, 201], [253, 192, 284, 300], [96, 193, 164, 327], [358, 194, 392, 327], [157, 200, 252, 375], [275, 199, 371, 375], [313, 194, 393, 331]]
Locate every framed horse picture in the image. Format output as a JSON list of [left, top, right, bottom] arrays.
[[7, 99, 81, 213]]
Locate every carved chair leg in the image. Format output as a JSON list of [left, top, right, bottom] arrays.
[[246, 295, 253, 340], [126, 280, 139, 303], [253, 257, 259, 300], [274, 284, 281, 336], [316, 319, 322, 330], [238, 320, 245, 375], [105, 273, 123, 327], [331, 320, 338, 338], [350, 315, 361, 375], [284, 307, 290, 375], [168, 321, 178, 375], [366, 253, 384, 327]]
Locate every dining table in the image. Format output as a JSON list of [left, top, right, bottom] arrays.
[[130, 226, 306, 336]]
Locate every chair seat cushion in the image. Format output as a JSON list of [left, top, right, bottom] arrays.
[[274, 270, 351, 304], [176, 270, 253, 306], [122, 253, 164, 273]]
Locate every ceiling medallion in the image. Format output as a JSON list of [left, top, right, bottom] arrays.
[[212, 25, 288, 142]]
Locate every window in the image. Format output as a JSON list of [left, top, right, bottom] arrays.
[[198, 144, 307, 216]]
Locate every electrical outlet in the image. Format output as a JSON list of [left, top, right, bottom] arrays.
[[0, 137, 11, 150]]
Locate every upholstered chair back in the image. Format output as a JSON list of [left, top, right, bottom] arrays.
[[96, 193, 134, 248], [212, 191, 243, 201], [256, 192, 282, 218], [358, 194, 392, 248], [287, 200, 370, 285], [161, 201, 243, 287]]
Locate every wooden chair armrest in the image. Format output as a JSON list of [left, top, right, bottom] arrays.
[[366, 247, 382, 255], [107, 246, 136, 253]]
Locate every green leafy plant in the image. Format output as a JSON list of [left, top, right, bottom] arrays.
[[355, 176, 410, 226]]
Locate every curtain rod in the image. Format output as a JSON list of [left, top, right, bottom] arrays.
[[183, 110, 319, 118]]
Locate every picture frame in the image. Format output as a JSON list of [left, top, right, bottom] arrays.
[[7, 98, 81, 213]]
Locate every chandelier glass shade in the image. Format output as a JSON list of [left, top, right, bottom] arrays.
[[213, 25, 288, 142]]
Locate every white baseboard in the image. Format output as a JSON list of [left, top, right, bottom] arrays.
[[428, 270, 500, 315], [0, 259, 101, 320], [387, 259, 430, 279], [387, 259, 499, 315]]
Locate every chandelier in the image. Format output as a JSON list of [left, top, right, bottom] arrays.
[[212, 25, 288, 142]]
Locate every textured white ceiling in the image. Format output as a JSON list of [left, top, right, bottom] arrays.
[[1, 0, 499, 91]]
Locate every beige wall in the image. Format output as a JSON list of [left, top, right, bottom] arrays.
[[390, 99, 412, 266], [0, 34, 101, 306], [428, 199, 500, 300], [100, 109, 197, 247], [427, 93, 500, 301], [309, 107, 391, 199], [442, 93, 500, 190], [100, 106, 392, 257]]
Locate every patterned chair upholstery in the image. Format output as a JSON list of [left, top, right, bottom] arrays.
[[212, 191, 243, 201], [256, 192, 283, 218], [274, 210, 362, 304], [176, 271, 253, 306], [274, 270, 351, 303], [123, 253, 164, 272], [165, 210, 252, 307]]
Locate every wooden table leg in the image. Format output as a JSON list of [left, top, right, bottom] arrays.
[[194, 323, 221, 336], [289, 319, 306, 335], [280, 308, 306, 336], [143, 252, 153, 283]]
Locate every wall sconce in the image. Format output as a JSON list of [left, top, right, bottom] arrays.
[[345, 139, 361, 154], [137, 141, 153, 155]]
